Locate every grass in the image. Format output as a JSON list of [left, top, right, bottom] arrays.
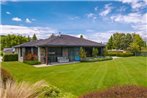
[[1, 57, 147, 96]]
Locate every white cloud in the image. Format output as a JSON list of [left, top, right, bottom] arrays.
[[111, 13, 147, 40], [118, 6, 127, 12], [99, 3, 113, 16], [87, 13, 95, 18], [110, 13, 146, 24], [87, 13, 97, 21], [83, 29, 146, 43], [120, 0, 147, 10], [69, 16, 79, 20], [6, 11, 11, 14], [110, 13, 145, 24], [25, 18, 32, 23], [0, 25, 58, 39], [12, 17, 22, 22]]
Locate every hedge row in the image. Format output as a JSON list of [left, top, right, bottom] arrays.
[[3, 54, 18, 61], [106, 51, 133, 57], [81, 57, 112, 62], [24, 60, 41, 65]]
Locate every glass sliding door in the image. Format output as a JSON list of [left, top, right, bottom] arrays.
[[48, 47, 62, 62]]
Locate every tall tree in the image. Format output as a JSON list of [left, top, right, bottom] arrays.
[[27, 35, 31, 42], [132, 33, 144, 50], [32, 34, 37, 41], [106, 33, 144, 50], [124, 33, 133, 49], [128, 42, 140, 55], [107, 35, 113, 49], [1, 34, 30, 50]]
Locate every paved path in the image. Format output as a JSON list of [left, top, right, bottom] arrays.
[[33, 61, 79, 67]]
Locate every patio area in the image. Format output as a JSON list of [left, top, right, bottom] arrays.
[[33, 61, 80, 67]]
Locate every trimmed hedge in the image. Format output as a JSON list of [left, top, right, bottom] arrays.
[[116, 52, 133, 57], [24, 60, 41, 65], [81, 57, 112, 62], [3, 54, 18, 61], [106, 51, 133, 57]]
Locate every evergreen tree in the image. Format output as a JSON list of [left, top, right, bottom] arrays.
[[107, 35, 113, 49], [32, 34, 37, 41], [28, 35, 31, 41]]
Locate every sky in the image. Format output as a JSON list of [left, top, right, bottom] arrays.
[[1, 0, 147, 42]]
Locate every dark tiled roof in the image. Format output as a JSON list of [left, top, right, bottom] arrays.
[[3, 48, 15, 52], [14, 35, 105, 47]]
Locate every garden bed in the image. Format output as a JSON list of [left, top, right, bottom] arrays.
[[80, 56, 112, 62]]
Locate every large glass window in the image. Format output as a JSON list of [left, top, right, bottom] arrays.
[[33, 47, 38, 55], [48, 47, 62, 62]]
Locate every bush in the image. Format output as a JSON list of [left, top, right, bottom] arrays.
[[3, 54, 18, 61], [24, 60, 41, 65], [81, 57, 112, 62], [80, 85, 147, 98], [106, 51, 133, 57], [116, 52, 133, 57], [0, 51, 3, 56], [38, 85, 76, 98], [0, 79, 76, 98], [1, 68, 14, 83]]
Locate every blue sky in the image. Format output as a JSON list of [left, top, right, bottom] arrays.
[[1, 0, 147, 42]]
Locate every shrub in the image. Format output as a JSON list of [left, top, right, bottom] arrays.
[[80, 85, 147, 98], [24, 60, 41, 65], [116, 52, 133, 57], [0, 80, 48, 98], [0, 80, 76, 98], [92, 48, 98, 57], [0, 51, 3, 56], [25, 53, 38, 60], [106, 51, 133, 57], [80, 47, 87, 59], [81, 57, 112, 62], [3, 54, 18, 61], [1, 68, 13, 84]]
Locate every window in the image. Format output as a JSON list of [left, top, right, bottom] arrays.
[[33, 47, 38, 55]]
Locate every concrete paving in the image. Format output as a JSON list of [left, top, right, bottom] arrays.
[[33, 61, 80, 67]]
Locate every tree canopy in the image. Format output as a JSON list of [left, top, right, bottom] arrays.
[[106, 33, 144, 51], [1, 34, 30, 50], [32, 34, 37, 41]]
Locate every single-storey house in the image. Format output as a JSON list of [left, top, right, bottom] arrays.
[[14, 34, 105, 64], [3, 48, 15, 54]]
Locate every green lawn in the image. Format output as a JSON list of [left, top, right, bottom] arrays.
[[1, 57, 147, 96]]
